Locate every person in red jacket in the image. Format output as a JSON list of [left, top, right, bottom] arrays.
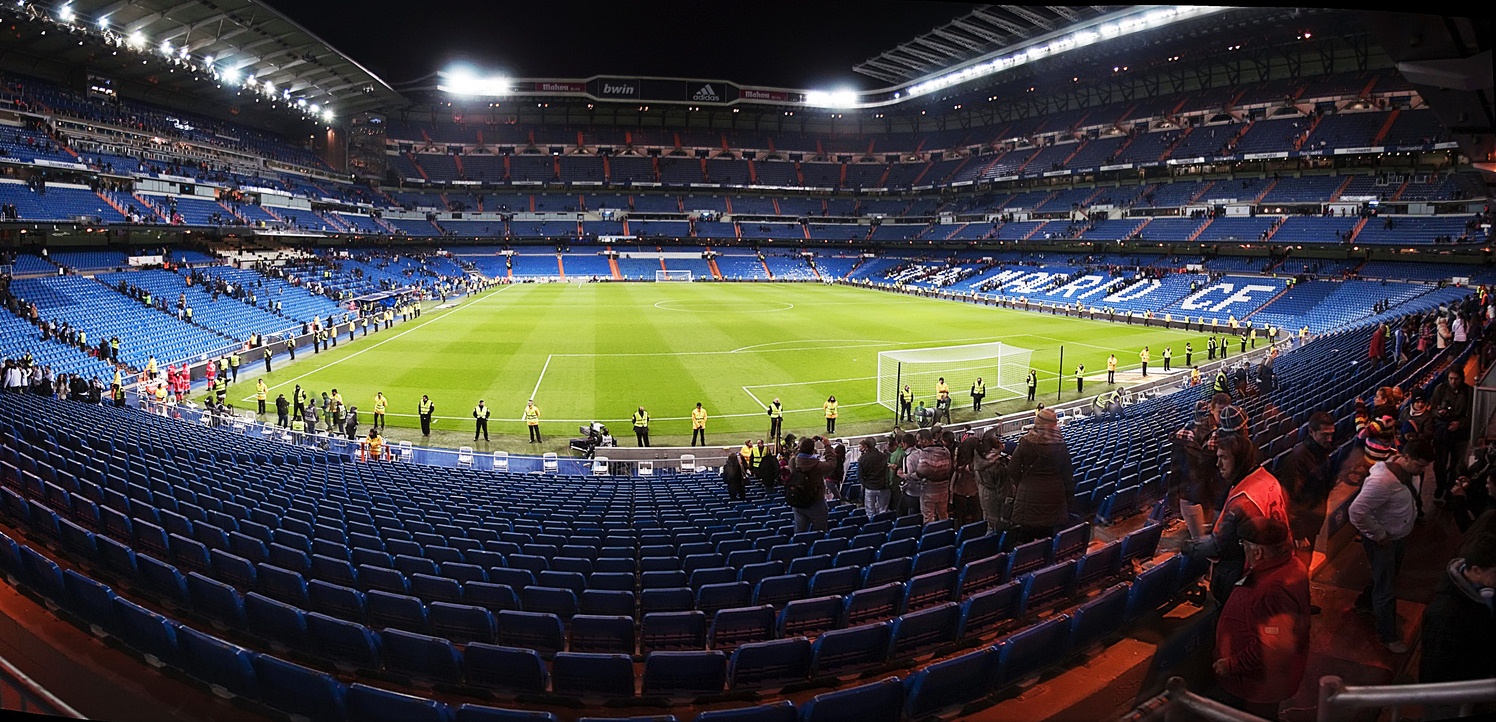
[[1212, 516, 1311, 719]]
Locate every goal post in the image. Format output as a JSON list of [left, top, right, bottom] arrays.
[[655, 269, 693, 282], [876, 341, 1034, 410]]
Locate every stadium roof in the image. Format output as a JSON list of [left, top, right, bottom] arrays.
[[854, 5, 1123, 84], [5, 0, 405, 117]]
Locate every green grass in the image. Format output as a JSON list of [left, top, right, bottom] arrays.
[[230, 282, 1213, 449]]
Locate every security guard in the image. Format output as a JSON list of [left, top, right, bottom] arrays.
[[360, 315, 369, 337], [525, 399, 542, 443], [365, 428, 385, 462], [256, 379, 268, 415], [1026, 370, 1038, 402], [767, 398, 783, 440], [362, 392, 382, 430], [1139, 346, 1150, 377], [1185, 342, 1194, 367], [1249, 327, 1258, 348], [111, 383, 126, 408], [263, 346, 272, 373], [690, 402, 707, 447], [1213, 368, 1231, 396], [418, 395, 435, 435], [293, 384, 306, 418], [1106, 354, 1118, 385], [286, 334, 296, 361], [970, 377, 986, 412], [823, 396, 838, 434], [1190, 367, 1201, 386], [899, 385, 915, 422], [212, 375, 228, 403], [473, 400, 491, 441], [935, 377, 949, 398], [275, 393, 290, 428], [1075, 364, 1086, 394], [632, 406, 651, 447], [229, 351, 241, 382], [1208, 335, 1218, 360], [1162, 346, 1172, 372]]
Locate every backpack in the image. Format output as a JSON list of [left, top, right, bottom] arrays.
[[917, 445, 953, 483], [784, 469, 817, 509]]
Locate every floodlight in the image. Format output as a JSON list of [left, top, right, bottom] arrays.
[[221, 66, 239, 84], [96, 16, 107, 29], [321, 109, 334, 122], [438, 67, 510, 97], [127, 31, 144, 48], [159, 40, 172, 55], [56, 4, 73, 22], [805, 90, 858, 108]]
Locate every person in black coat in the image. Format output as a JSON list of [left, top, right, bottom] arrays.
[[1418, 529, 1496, 720], [1005, 408, 1074, 548], [722, 453, 746, 501]]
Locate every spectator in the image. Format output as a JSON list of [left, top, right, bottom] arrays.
[[856, 437, 889, 517], [721, 453, 746, 501], [1349, 440, 1429, 653], [1005, 408, 1074, 548], [1433, 368, 1472, 500], [789, 436, 834, 533], [1418, 528, 1496, 721], [1189, 407, 1291, 605], [951, 435, 981, 527], [1274, 412, 1336, 582], [1368, 322, 1386, 365], [1211, 516, 1311, 720], [1173, 394, 1231, 540], [974, 428, 1012, 534]]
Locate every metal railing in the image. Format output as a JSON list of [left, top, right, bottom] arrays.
[[1317, 676, 1496, 722], [1120, 678, 1272, 722], [0, 653, 83, 717]]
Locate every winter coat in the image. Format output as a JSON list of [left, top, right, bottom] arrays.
[[1194, 468, 1291, 603], [1007, 426, 1074, 528], [1349, 461, 1417, 544], [858, 447, 889, 491], [1214, 550, 1311, 703], [1273, 436, 1332, 542], [794, 452, 833, 500], [1419, 558, 1496, 684]]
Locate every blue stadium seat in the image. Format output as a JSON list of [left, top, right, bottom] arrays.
[[252, 654, 347, 722], [753, 574, 808, 608], [62, 569, 119, 634], [569, 614, 635, 654], [889, 602, 961, 657], [697, 582, 752, 615], [903, 569, 957, 611], [910, 546, 956, 576], [463, 643, 549, 693], [798, 677, 904, 722], [538, 570, 586, 596], [1119, 524, 1163, 566], [175, 625, 260, 700], [551, 652, 636, 697], [455, 703, 559, 722], [495, 610, 566, 656], [306, 612, 382, 670], [777, 595, 843, 637], [956, 553, 1007, 596], [186, 572, 248, 628], [728, 637, 812, 689], [1068, 583, 1129, 654], [367, 590, 429, 633], [346, 682, 454, 722], [411, 573, 465, 604], [114, 597, 179, 667], [1074, 541, 1123, 591], [1051, 523, 1091, 562], [244, 592, 310, 653], [1125, 555, 1183, 621], [689, 567, 739, 589], [708, 605, 775, 651], [381, 628, 463, 684], [580, 589, 635, 617], [643, 650, 727, 696], [136, 553, 190, 608], [694, 700, 796, 722], [956, 580, 1022, 638], [641, 610, 707, 652], [902, 645, 998, 719], [358, 565, 410, 594], [428, 602, 496, 646], [464, 582, 519, 613], [522, 586, 579, 619], [1005, 539, 1052, 579], [808, 566, 861, 598], [642, 587, 696, 613], [308, 580, 367, 622], [810, 621, 892, 676], [1015, 560, 1077, 617], [840, 580, 903, 626], [996, 615, 1071, 686], [643, 570, 689, 589], [787, 555, 832, 577]]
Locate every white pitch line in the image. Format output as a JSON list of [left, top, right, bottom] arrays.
[[740, 386, 765, 408], [529, 354, 552, 401], [336, 400, 889, 425], [253, 285, 518, 395]]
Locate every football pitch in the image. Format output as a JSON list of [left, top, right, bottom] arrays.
[[231, 282, 1213, 449]]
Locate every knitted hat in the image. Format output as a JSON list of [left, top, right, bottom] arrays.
[[1216, 405, 1248, 435], [1035, 408, 1058, 427], [1238, 516, 1290, 547], [1363, 435, 1396, 462]]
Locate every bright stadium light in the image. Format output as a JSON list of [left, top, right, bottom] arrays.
[[902, 5, 1230, 100], [321, 108, 334, 123], [438, 67, 510, 97], [126, 31, 144, 49], [96, 15, 107, 29], [221, 66, 239, 84], [805, 90, 859, 108], [56, 4, 73, 22]]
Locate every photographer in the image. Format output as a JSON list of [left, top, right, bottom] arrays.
[[785, 436, 835, 533]]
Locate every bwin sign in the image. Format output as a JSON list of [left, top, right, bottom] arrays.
[[1178, 282, 1282, 313]]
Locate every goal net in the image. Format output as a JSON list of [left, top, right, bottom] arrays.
[[877, 341, 1034, 410], [655, 269, 693, 282]]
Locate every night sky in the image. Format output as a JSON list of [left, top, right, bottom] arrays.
[[261, 0, 978, 90]]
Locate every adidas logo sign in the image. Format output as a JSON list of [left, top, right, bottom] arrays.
[[692, 84, 721, 102]]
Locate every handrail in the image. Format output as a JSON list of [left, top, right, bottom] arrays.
[[1117, 678, 1272, 722], [1317, 675, 1496, 722], [0, 652, 83, 718]]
